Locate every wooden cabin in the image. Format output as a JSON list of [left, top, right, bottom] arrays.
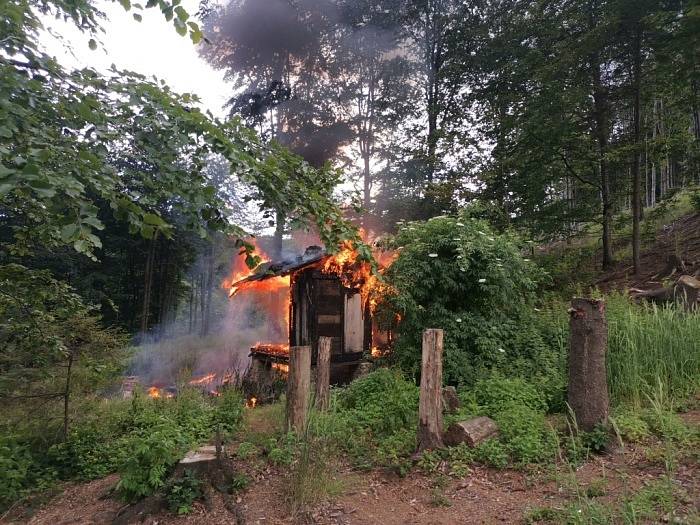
[[244, 246, 373, 386]]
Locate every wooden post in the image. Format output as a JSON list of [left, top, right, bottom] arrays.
[[286, 345, 311, 433], [417, 328, 444, 451], [568, 298, 609, 432], [315, 336, 331, 411]]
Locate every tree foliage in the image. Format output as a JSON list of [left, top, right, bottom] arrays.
[[380, 214, 563, 389]]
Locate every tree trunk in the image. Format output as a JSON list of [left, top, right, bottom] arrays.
[[199, 272, 206, 333], [201, 245, 215, 336], [63, 351, 74, 440], [591, 58, 614, 270], [315, 336, 331, 411], [631, 25, 643, 276], [188, 277, 194, 334], [140, 232, 158, 334], [568, 298, 609, 432], [286, 346, 311, 433], [273, 209, 285, 260], [417, 328, 444, 451], [192, 275, 199, 334]]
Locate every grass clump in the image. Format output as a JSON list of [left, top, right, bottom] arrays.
[[230, 472, 250, 492], [235, 441, 258, 460], [606, 295, 700, 406]]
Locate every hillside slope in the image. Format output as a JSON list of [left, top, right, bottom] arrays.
[[595, 211, 700, 293]]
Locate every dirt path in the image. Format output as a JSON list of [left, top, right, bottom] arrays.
[[6, 439, 697, 525]]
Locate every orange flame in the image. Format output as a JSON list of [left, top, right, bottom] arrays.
[[222, 238, 291, 343], [321, 232, 397, 313], [246, 396, 257, 408], [272, 362, 289, 374], [189, 372, 217, 386], [148, 386, 160, 399]]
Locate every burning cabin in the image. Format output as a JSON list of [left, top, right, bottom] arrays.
[[231, 246, 376, 385]]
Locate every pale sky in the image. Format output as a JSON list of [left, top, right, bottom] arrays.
[[39, 0, 232, 117]]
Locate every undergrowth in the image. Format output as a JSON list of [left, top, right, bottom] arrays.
[[0, 386, 245, 510]]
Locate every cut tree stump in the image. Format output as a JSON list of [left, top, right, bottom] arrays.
[[441, 386, 460, 414], [568, 298, 609, 432], [286, 345, 311, 433], [315, 336, 331, 411], [676, 275, 700, 311], [113, 446, 245, 525], [417, 328, 444, 451], [443, 417, 498, 447]]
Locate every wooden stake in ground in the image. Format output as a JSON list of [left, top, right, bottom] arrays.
[[417, 328, 444, 451], [568, 298, 609, 432], [286, 345, 311, 433], [315, 336, 331, 411]]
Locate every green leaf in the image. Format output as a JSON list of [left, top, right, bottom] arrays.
[[88, 38, 97, 50], [174, 5, 188, 21], [86, 233, 103, 249], [142, 213, 166, 226], [22, 163, 40, 176], [73, 239, 90, 253], [82, 216, 105, 231], [173, 17, 187, 36], [0, 165, 15, 179], [61, 224, 80, 242], [133, 13, 143, 21], [118, 0, 131, 10]]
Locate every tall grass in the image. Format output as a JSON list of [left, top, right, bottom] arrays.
[[606, 294, 700, 407]]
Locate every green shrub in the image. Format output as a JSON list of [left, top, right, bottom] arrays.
[[0, 439, 35, 509], [335, 369, 419, 438], [475, 377, 548, 415], [523, 506, 563, 524], [117, 422, 189, 501], [47, 425, 129, 481], [230, 472, 250, 492], [689, 187, 700, 211], [213, 388, 245, 436], [641, 409, 689, 442], [374, 428, 415, 476], [416, 449, 442, 474], [493, 405, 554, 464], [236, 441, 258, 460], [379, 215, 556, 388], [165, 469, 203, 515], [580, 425, 609, 454], [171, 389, 216, 443], [266, 434, 296, 467], [611, 410, 650, 443], [474, 438, 509, 468]]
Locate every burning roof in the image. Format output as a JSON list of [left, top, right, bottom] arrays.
[[229, 245, 328, 290]]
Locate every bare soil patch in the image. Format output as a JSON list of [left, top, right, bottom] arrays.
[[6, 431, 697, 525]]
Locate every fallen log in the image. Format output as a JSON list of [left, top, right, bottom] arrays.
[[631, 274, 700, 311], [443, 416, 498, 447]]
